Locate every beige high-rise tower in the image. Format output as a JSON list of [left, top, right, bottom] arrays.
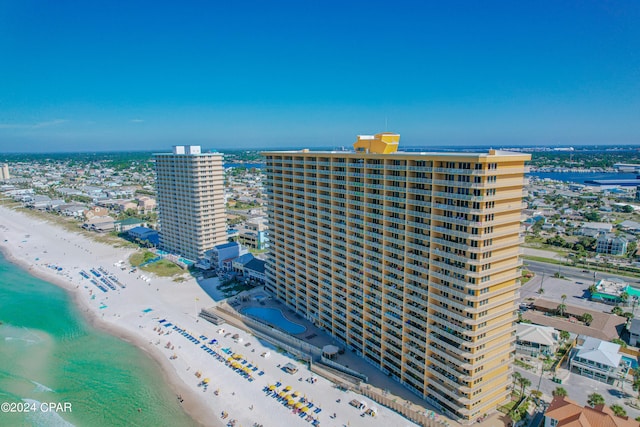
[[154, 145, 226, 261], [263, 133, 529, 422], [0, 163, 9, 180]]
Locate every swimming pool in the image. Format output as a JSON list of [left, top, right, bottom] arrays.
[[241, 307, 306, 335], [622, 355, 638, 369]]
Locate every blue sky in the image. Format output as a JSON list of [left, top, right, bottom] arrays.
[[1, 1, 639, 152]]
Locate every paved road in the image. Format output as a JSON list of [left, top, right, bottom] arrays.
[[524, 260, 640, 285], [520, 260, 640, 312]]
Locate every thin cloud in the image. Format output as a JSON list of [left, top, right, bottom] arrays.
[[32, 119, 68, 128], [0, 123, 26, 129]]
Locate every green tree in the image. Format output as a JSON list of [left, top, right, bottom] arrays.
[[588, 284, 597, 295], [610, 404, 627, 417], [582, 313, 593, 326], [620, 292, 629, 304], [611, 338, 627, 348], [512, 372, 522, 392], [560, 330, 571, 341], [587, 392, 605, 407], [557, 304, 567, 317], [517, 375, 531, 397], [633, 371, 640, 401], [584, 211, 601, 222], [623, 205, 634, 213], [552, 387, 568, 397], [612, 306, 624, 316]]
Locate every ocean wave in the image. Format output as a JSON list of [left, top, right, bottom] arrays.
[[22, 398, 75, 427], [31, 380, 54, 393]]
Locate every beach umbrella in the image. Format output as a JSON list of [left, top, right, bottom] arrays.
[[301, 406, 309, 413], [288, 399, 295, 406], [268, 385, 276, 391], [295, 402, 304, 409], [203, 378, 210, 384], [283, 386, 292, 392], [292, 391, 300, 397]]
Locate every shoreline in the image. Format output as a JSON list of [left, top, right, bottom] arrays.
[[0, 205, 424, 427], [0, 209, 218, 427]]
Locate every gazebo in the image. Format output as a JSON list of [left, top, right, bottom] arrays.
[[322, 344, 339, 359]]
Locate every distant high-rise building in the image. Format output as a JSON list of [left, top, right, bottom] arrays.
[[153, 146, 226, 260], [0, 163, 9, 180], [263, 133, 530, 422]]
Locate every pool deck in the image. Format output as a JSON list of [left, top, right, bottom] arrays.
[[224, 288, 464, 426]]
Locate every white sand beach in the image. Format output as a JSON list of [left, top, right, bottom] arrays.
[[0, 205, 421, 427]]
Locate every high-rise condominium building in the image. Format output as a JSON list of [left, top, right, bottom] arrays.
[[154, 145, 226, 261], [0, 163, 9, 180], [263, 133, 530, 422]]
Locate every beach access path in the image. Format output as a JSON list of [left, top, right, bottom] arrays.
[[0, 205, 420, 427]]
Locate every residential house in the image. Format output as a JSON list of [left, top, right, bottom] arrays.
[[568, 336, 627, 384], [136, 196, 156, 214], [127, 226, 159, 247], [55, 203, 86, 217], [544, 395, 638, 427], [243, 258, 266, 283], [203, 241, 249, 270], [579, 222, 613, 236], [596, 234, 628, 256], [29, 195, 51, 210], [84, 206, 110, 220], [82, 216, 116, 233], [515, 324, 559, 357], [629, 318, 640, 347]]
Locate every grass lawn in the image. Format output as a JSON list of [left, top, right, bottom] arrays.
[[129, 250, 157, 266], [141, 259, 183, 276]]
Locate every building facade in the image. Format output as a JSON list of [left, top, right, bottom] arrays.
[[596, 234, 628, 256], [0, 163, 9, 180], [263, 133, 529, 422], [154, 145, 226, 261]]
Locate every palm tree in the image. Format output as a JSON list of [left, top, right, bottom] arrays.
[[612, 306, 624, 316], [512, 372, 522, 392], [561, 294, 567, 305], [552, 387, 568, 397], [517, 376, 531, 397], [610, 404, 627, 417], [587, 392, 605, 407], [557, 303, 567, 317], [582, 313, 593, 326], [559, 330, 570, 342], [633, 371, 640, 401], [620, 291, 629, 305]]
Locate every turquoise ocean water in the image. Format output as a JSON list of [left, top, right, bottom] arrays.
[[0, 253, 198, 427]]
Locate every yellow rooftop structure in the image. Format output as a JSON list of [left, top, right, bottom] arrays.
[[353, 132, 400, 154]]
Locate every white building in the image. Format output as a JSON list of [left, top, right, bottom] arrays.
[[569, 336, 627, 384], [154, 145, 227, 261], [0, 163, 9, 180]]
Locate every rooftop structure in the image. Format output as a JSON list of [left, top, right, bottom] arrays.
[[154, 145, 227, 261], [263, 133, 530, 422], [544, 395, 639, 427], [569, 336, 626, 384]]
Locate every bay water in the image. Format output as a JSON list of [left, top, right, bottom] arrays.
[[0, 253, 198, 427]]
